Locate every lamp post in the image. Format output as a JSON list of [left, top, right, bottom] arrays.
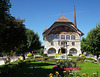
[[63, 42, 69, 59]]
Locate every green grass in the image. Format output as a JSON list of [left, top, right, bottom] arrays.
[[77, 62, 100, 76], [69, 56, 78, 59], [2, 61, 100, 77]]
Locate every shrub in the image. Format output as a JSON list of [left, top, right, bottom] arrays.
[[43, 53, 48, 57], [27, 52, 32, 57], [76, 57, 86, 62], [68, 54, 73, 56], [79, 54, 85, 57], [56, 60, 77, 68]]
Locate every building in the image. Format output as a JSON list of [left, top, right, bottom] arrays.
[[43, 9, 84, 56]]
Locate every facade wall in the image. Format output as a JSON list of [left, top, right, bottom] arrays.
[[44, 33, 81, 56]]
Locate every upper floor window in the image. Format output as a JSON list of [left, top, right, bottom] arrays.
[[61, 35, 65, 39], [51, 41, 54, 45], [55, 34, 59, 39], [66, 35, 70, 39], [50, 34, 54, 39], [72, 42, 75, 46], [71, 35, 75, 39]]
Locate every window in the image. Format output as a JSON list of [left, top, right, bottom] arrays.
[[55, 34, 59, 39], [48, 48, 56, 54], [66, 35, 70, 39], [61, 35, 65, 39], [72, 42, 75, 46], [61, 42, 65, 45], [61, 42, 67, 46], [48, 50, 56, 54], [51, 41, 54, 45], [71, 35, 75, 39], [50, 34, 54, 39], [69, 48, 77, 54], [58, 41, 60, 45]]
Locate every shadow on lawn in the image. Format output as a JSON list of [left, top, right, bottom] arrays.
[[8, 62, 64, 77]]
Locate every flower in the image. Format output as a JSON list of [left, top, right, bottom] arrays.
[[49, 73, 53, 76], [67, 70, 70, 72], [69, 73, 73, 75], [82, 73, 86, 76], [55, 71, 59, 74], [77, 76, 80, 77], [63, 71, 66, 73], [93, 73, 96, 75]]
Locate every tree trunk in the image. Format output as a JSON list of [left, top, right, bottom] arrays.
[[97, 54, 99, 59], [22, 53, 25, 60]]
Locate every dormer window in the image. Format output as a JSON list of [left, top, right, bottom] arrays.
[[66, 35, 70, 39], [71, 35, 75, 39], [50, 34, 54, 39], [55, 34, 59, 39], [61, 35, 65, 39]]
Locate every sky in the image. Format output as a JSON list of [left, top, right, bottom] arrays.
[[10, 0, 100, 45]]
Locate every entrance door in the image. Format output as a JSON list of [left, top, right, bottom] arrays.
[[58, 48, 66, 54]]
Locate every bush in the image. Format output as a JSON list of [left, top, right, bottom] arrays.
[[68, 54, 73, 56], [27, 52, 32, 57], [43, 53, 48, 57], [79, 54, 85, 57], [76, 57, 86, 62], [56, 60, 76, 68]]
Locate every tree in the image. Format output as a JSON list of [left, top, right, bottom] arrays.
[[16, 29, 41, 60], [0, 17, 26, 54], [81, 37, 87, 54], [0, 0, 11, 31], [86, 24, 100, 59], [0, 0, 11, 51]]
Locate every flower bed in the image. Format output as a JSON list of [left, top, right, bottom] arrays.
[[52, 66, 81, 71]]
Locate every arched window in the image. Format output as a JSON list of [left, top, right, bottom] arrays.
[[50, 34, 54, 39], [69, 48, 77, 54], [61, 35, 65, 39], [71, 35, 75, 39], [66, 35, 70, 39], [48, 48, 56, 54]]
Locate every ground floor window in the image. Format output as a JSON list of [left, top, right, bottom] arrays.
[[69, 48, 77, 54], [48, 48, 56, 54]]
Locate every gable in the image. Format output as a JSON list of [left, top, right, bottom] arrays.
[[49, 25, 75, 34]]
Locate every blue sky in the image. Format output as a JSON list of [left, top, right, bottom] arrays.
[[10, 0, 100, 45]]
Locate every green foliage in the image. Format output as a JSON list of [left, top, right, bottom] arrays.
[[81, 37, 87, 53], [79, 54, 85, 57], [35, 48, 44, 55], [86, 24, 100, 59], [56, 60, 76, 68], [27, 52, 32, 57]]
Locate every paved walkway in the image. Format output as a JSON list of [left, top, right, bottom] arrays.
[[0, 56, 19, 65]]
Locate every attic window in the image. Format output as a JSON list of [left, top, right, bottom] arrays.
[[71, 35, 75, 39], [55, 34, 59, 39], [50, 34, 54, 39], [66, 35, 70, 39], [61, 35, 65, 39]]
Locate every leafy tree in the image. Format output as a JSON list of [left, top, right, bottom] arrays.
[[0, 0, 11, 31], [86, 24, 100, 59], [16, 29, 41, 60], [1, 17, 26, 54], [0, 0, 11, 51], [81, 37, 87, 54]]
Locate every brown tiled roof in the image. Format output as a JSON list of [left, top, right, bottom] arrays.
[[55, 15, 72, 23], [43, 28, 48, 33]]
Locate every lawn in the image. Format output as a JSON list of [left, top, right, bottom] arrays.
[[7, 61, 100, 77]]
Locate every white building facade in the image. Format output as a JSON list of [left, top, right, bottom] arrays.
[[43, 14, 84, 56]]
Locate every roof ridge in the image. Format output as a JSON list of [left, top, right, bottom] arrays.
[[55, 15, 72, 23]]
